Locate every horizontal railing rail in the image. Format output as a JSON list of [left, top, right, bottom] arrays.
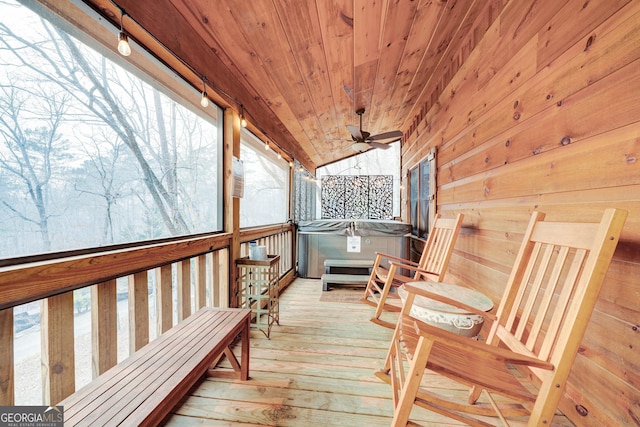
[[0, 224, 295, 407]]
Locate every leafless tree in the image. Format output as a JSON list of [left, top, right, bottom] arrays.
[[0, 81, 70, 251], [0, 18, 191, 235]]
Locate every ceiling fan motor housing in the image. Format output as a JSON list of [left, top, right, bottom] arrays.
[[345, 107, 402, 150]]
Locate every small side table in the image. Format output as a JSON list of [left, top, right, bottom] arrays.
[[398, 281, 493, 338], [235, 255, 280, 338]]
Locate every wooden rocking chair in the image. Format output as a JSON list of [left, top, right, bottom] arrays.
[[377, 209, 627, 426], [361, 213, 464, 328]]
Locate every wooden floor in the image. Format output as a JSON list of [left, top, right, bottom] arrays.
[[164, 278, 574, 427]]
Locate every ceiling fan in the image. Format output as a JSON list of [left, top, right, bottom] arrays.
[[346, 108, 403, 152]]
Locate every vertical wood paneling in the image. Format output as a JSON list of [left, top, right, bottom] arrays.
[[41, 293, 74, 405], [91, 280, 117, 378], [0, 308, 13, 405], [128, 272, 149, 353], [402, 1, 640, 425]]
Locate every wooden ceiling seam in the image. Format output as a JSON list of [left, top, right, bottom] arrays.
[[74, 0, 511, 170], [271, 0, 341, 163], [169, 0, 314, 166], [315, 0, 357, 163], [111, 0, 315, 169], [395, 0, 477, 133]]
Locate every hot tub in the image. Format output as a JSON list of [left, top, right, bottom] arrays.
[[297, 219, 411, 278]]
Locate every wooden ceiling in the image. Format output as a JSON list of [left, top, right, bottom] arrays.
[[83, 0, 502, 171]]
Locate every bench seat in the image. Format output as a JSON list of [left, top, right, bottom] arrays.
[[59, 307, 251, 427]]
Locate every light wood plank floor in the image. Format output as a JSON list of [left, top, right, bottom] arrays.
[[164, 278, 574, 427]]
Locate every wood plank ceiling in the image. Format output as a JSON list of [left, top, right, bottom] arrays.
[[83, 0, 501, 171]]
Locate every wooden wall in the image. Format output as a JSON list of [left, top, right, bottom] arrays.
[[401, 1, 640, 425]]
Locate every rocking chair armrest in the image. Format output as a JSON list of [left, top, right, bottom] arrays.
[[388, 261, 436, 274], [375, 252, 420, 267], [411, 318, 554, 371], [403, 282, 497, 322]]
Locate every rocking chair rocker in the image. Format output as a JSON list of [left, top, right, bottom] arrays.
[[361, 213, 464, 328], [378, 209, 627, 426]]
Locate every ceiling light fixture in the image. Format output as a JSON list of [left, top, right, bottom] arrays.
[[117, 10, 131, 57], [200, 77, 209, 108], [240, 105, 247, 128]]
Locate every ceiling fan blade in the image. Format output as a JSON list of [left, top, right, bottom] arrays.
[[368, 141, 391, 150], [369, 130, 403, 141], [346, 125, 363, 141]]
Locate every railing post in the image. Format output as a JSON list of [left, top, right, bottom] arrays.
[[155, 265, 173, 334], [41, 293, 75, 405], [0, 308, 14, 405], [195, 254, 207, 309], [177, 259, 191, 321], [129, 272, 149, 353], [214, 249, 229, 308], [224, 108, 241, 308], [91, 280, 117, 378]]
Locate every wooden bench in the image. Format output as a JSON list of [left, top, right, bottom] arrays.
[[59, 307, 251, 427], [322, 259, 373, 291]]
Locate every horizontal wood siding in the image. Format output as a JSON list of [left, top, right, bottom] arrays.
[[401, 1, 640, 426]]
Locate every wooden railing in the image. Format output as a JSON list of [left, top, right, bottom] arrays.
[[239, 223, 296, 277], [0, 224, 295, 406]]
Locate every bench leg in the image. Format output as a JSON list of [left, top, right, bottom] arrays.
[[207, 318, 250, 380], [240, 316, 249, 380]]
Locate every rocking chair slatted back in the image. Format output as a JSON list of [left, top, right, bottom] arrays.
[[490, 210, 624, 379], [417, 216, 461, 281], [380, 208, 627, 426], [361, 213, 464, 328]]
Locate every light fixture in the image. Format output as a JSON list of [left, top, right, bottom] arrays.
[[277, 152, 282, 159], [200, 77, 209, 108], [289, 161, 294, 167], [264, 141, 270, 150], [240, 105, 247, 128], [117, 10, 131, 57]]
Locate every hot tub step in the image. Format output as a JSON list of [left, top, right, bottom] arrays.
[[321, 273, 369, 291]]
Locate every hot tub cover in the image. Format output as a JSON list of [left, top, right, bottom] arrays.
[[297, 219, 411, 236]]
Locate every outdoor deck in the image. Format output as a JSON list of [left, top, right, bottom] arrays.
[[164, 278, 574, 427]]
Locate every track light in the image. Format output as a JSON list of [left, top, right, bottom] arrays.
[[240, 105, 247, 128], [200, 77, 209, 108], [117, 10, 131, 57]]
